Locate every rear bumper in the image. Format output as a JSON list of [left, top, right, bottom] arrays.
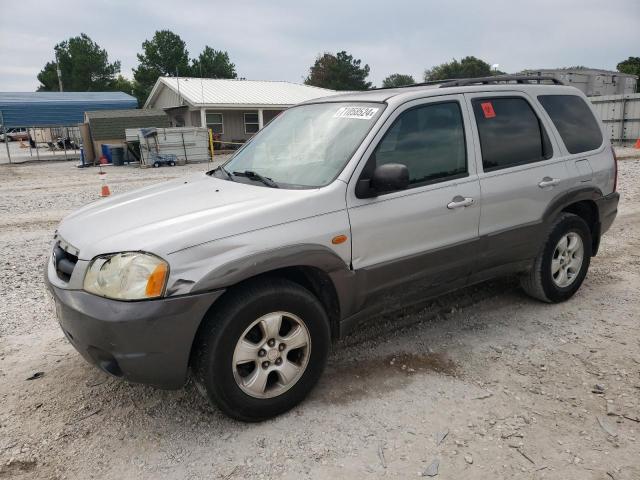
[[597, 192, 620, 235], [47, 282, 224, 389]]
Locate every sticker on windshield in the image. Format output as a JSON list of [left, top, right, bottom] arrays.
[[334, 106, 379, 120]]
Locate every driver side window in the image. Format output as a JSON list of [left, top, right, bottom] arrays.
[[374, 101, 468, 187]]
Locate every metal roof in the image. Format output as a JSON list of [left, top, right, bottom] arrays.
[[85, 108, 166, 119], [0, 91, 137, 127], [0, 91, 136, 103], [145, 77, 338, 108]]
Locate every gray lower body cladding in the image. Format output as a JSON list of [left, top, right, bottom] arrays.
[[48, 284, 224, 389], [597, 192, 619, 235], [339, 191, 620, 335]]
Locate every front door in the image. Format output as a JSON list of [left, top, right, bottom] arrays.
[[347, 95, 481, 312]]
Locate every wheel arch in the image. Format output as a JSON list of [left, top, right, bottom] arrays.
[[560, 200, 600, 255], [188, 245, 356, 355], [543, 187, 602, 256]]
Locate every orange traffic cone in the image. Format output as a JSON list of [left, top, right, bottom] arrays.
[[99, 172, 111, 197], [634, 138, 640, 150]]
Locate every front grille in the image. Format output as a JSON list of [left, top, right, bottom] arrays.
[[53, 241, 78, 282]]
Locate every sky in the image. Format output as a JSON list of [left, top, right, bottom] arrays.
[[0, 0, 638, 91]]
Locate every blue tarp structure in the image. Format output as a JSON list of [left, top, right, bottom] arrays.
[[0, 92, 137, 127]]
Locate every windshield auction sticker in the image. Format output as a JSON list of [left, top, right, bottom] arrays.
[[334, 106, 379, 120]]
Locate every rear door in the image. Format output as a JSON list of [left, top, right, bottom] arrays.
[[536, 93, 612, 195], [464, 92, 569, 272], [347, 94, 481, 310]]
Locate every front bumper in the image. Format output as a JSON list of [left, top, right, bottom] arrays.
[[47, 282, 224, 389]]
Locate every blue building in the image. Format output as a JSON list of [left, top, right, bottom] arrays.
[[0, 92, 137, 127]]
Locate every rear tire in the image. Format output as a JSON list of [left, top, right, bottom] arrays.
[[521, 213, 592, 303], [191, 278, 330, 421]]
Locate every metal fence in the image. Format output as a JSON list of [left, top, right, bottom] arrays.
[[591, 93, 640, 146], [125, 127, 211, 166], [0, 124, 82, 164]]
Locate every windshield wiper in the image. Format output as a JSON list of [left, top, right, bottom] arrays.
[[218, 165, 234, 181], [232, 170, 279, 188]]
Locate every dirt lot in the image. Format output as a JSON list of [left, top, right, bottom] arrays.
[[1, 159, 639, 480]]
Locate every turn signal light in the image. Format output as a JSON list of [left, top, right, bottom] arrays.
[[146, 263, 168, 297], [331, 235, 348, 245]]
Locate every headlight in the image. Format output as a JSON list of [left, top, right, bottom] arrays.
[[83, 252, 168, 300]]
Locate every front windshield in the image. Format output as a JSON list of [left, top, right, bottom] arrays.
[[222, 102, 384, 188]]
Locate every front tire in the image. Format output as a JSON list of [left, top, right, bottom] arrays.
[[192, 278, 330, 421], [521, 213, 592, 303]]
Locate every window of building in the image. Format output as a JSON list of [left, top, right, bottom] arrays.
[[244, 113, 260, 134], [537, 95, 603, 154], [206, 112, 223, 134], [472, 97, 553, 172], [373, 101, 467, 187]]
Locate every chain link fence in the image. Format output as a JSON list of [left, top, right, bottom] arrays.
[[0, 122, 83, 164]]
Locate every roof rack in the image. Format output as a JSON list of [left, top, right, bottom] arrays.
[[368, 75, 564, 92], [439, 75, 564, 88], [369, 79, 447, 91]]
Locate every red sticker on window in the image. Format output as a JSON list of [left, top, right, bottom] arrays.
[[481, 102, 496, 118]]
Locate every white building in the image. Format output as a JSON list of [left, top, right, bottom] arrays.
[[521, 68, 637, 97], [144, 77, 337, 143]]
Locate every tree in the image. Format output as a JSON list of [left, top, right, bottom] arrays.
[[424, 56, 503, 81], [36, 62, 60, 92], [36, 33, 120, 91], [133, 30, 191, 106], [305, 51, 372, 90], [382, 73, 415, 88], [191, 46, 237, 79], [113, 75, 135, 96], [617, 57, 640, 92]]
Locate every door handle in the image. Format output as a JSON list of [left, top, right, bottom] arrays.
[[447, 195, 474, 209], [538, 177, 560, 188]]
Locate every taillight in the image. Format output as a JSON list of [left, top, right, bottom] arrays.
[[611, 145, 618, 192]]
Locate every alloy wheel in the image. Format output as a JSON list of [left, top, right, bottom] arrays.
[[232, 311, 311, 399], [551, 232, 584, 288]]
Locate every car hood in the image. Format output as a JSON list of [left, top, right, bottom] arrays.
[[57, 172, 344, 260]]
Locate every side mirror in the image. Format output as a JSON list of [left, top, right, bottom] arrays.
[[371, 163, 410, 193]]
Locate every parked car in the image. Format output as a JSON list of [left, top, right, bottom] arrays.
[[0, 127, 29, 142], [46, 76, 619, 421]]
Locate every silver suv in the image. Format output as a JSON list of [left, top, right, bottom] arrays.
[[46, 76, 619, 421]]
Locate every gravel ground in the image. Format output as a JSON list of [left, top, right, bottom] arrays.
[[1, 158, 639, 480]]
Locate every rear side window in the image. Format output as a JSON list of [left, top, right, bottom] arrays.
[[472, 97, 553, 172], [374, 101, 467, 186], [538, 95, 603, 154]]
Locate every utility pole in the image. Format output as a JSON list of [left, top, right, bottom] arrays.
[[55, 50, 64, 92]]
